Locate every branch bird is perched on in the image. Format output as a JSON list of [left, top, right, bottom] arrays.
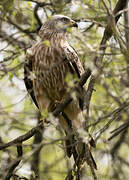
[[24, 15, 96, 169]]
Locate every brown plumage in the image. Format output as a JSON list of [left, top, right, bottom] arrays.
[[24, 15, 96, 169]]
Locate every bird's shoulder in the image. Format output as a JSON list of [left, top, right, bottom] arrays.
[[26, 41, 43, 58], [63, 43, 85, 77]]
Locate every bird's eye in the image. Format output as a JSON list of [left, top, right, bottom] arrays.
[[61, 17, 69, 23]]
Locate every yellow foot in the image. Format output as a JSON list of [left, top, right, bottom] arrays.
[[40, 118, 50, 124], [40, 118, 46, 124]]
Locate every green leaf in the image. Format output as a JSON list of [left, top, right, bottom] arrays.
[[27, 1, 32, 8], [66, 27, 72, 33], [43, 40, 50, 47], [11, 58, 20, 68], [41, 109, 48, 119], [3, 0, 14, 11], [8, 72, 13, 80]]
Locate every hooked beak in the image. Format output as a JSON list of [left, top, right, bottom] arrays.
[[69, 19, 78, 28]]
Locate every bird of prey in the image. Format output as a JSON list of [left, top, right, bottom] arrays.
[[24, 14, 96, 169]]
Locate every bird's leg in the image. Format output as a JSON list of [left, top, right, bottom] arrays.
[[40, 102, 56, 124], [40, 108, 49, 124], [39, 117, 46, 124]]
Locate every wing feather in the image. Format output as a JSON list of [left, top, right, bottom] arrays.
[[24, 50, 39, 109], [64, 44, 84, 78], [63, 45, 85, 110]]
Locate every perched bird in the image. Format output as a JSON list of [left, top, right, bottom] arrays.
[[24, 15, 96, 169]]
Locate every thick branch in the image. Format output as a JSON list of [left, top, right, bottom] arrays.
[[0, 123, 43, 150], [31, 112, 43, 179], [4, 144, 23, 180], [0, 30, 26, 49]]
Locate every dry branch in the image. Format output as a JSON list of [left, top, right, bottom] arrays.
[[4, 144, 23, 180], [94, 0, 127, 67]]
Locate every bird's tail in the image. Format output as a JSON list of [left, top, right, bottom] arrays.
[[59, 102, 97, 169], [65, 132, 97, 170]]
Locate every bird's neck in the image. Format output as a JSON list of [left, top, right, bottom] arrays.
[[41, 31, 67, 47]]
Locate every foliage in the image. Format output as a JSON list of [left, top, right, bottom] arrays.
[[0, 0, 129, 179]]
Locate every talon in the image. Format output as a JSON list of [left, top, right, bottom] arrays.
[[40, 118, 50, 124], [40, 118, 46, 124]]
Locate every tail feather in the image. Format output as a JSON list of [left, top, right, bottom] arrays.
[[62, 109, 97, 169], [65, 139, 73, 157], [65, 134, 78, 160], [65, 134, 97, 170]]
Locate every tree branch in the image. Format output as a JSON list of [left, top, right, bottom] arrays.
[[94, 0, 127, 67], [4, 144, 23, 180]]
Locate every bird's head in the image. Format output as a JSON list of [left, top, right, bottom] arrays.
[[39, 15, 78, 39], [52, 15, 78, 31]]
